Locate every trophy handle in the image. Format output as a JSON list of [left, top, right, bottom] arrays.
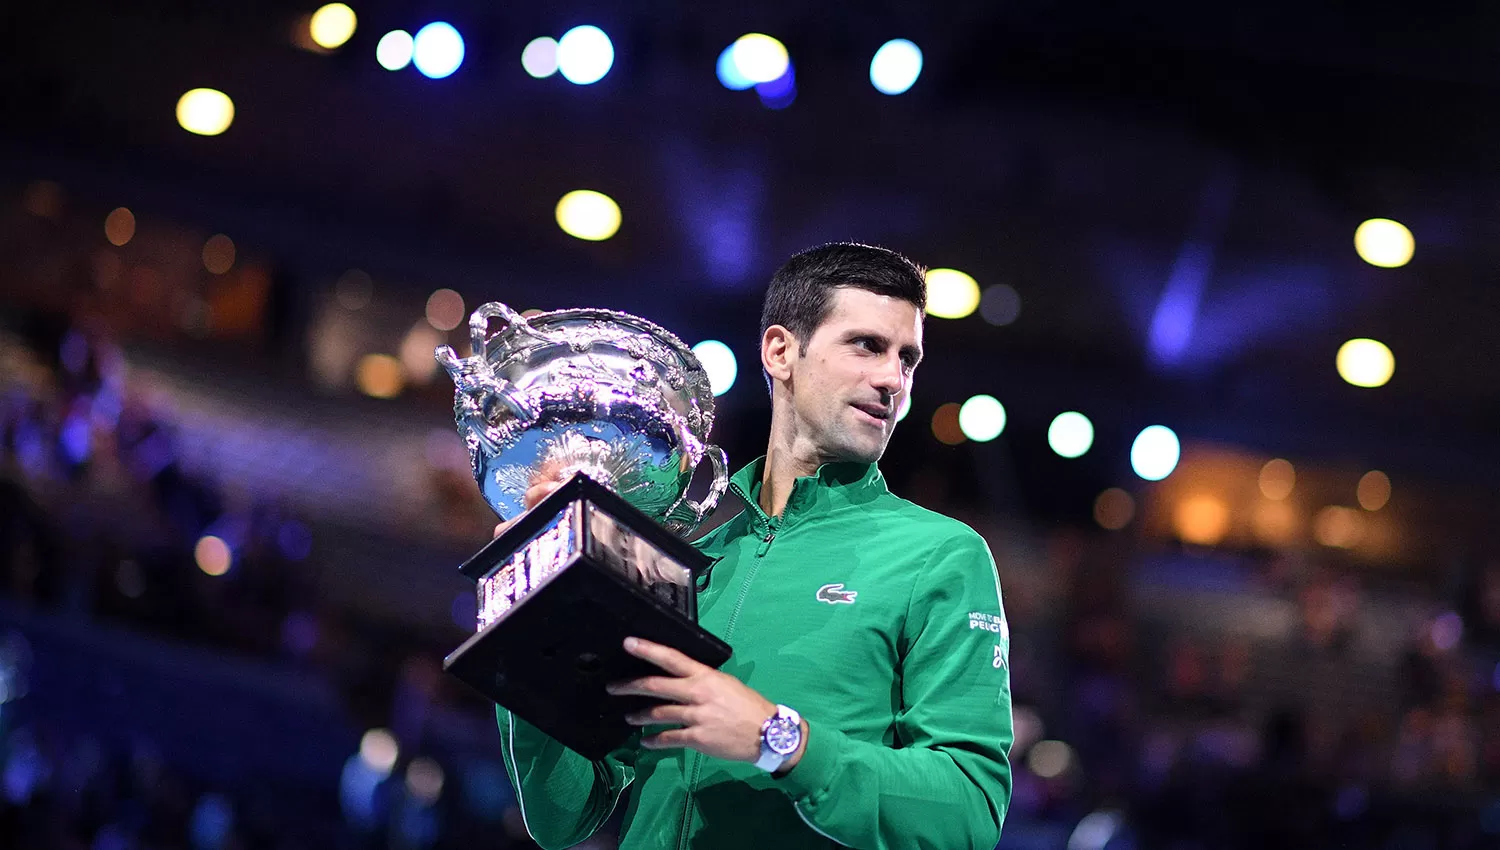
[[468, 302, 566, 353], [664, 445, 730, 536]]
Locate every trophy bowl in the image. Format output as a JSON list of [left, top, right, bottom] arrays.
[[434, 302, 732, 758]]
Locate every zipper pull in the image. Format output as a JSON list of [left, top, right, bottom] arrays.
[[756, 531, 775, 557]]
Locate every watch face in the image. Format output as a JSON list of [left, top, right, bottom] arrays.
[[765, 717, 800, 755]]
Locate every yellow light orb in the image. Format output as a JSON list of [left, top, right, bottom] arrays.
[[202, 234, 236, 274], [1357, 470, 1391, 511], [1094, 488, 1135, 531], [1354, 218, 1414, 268], [1252, 500, 1298, 546], [1313, 506, 1364, 549], [1258, 458, 1295, 500], [1336, 338, 1394, 388], [309, 3, 357, 50], [356, 353, 405, 398], [194, 535, 232, 576], [731, 34, 789, 84], [176, 88, 235, 136], [104, 207, 136, 247], [925, 268, 980, 319], [555, 190, 622, 241], [1174, 494, 1230, 546]]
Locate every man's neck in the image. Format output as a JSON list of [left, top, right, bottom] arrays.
[[758, 405, 823, 518]]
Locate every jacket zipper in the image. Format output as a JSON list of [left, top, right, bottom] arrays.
[[677, 514, 776, 849]]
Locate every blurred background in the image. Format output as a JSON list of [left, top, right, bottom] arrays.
[[2, 2, 1499, 848]]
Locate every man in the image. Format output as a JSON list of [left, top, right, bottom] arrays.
[[499, 243, 1014, 849]]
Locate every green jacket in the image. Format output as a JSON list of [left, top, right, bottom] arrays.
[[499, 458, 1014, 849]]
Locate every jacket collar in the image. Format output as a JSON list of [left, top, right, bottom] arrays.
[[728, 455, 887, 529]]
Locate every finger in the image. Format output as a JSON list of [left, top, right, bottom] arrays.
[[522, 480, 563, 510], [623, 637, 707, 677], [641, 728, 694, 750], [606, 676, 694, 703], [623, 704, 694, 726], [493, 519, 516, 539]]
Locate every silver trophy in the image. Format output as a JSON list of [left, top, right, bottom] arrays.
[[434, 302, 734, 757]]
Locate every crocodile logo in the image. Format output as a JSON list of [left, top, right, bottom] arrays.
[[816, 583, 858, 605]]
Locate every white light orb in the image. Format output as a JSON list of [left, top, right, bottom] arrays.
[[376, 30, 414, 71], [413, 22, 465, 79], [870, 39, 923, 95], [691, 340, 738, 396], [958, 394, 1006, 442], [1047, 412, 1094, 458], [1130, 425, 1180, 481], [522, 37, 559, 78], [557, 25, 614, 85]]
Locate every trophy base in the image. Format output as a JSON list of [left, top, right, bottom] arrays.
[[443, 473, 732, 759]]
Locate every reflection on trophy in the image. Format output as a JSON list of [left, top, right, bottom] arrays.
[[435, 302, 732, 758]]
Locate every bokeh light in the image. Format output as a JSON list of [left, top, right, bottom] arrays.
[[202, 234, 235, 274], [1314, 505, 1364, 548], [1174, 495, 1230, 546], [557, 25, 614, 85], [731, 34, 789, 84], [356, 354, 405, 398], [176, 88, 234, 136], [1094, 488, 1135, 530], [1258, 458, 1295, 500], [1357, 470, 1391, 511], [716, 44, 754, 90], [870, 39, 923, 95], [1027, 740, 1075, 779], [1354, 218, 1414, 268], [358, 729, 399, 776], [979, 283, 1021, 326], [425, 288, 465, 331], [1336, 338, 1394, 388], [104, 207, 135, 247], [400, 322, 442, 383], [958, 395, 1006, 442], [309, 3, 357, 50], [1130, 425, 1180, 481], [413, 22, 464, 79], [1047, 412, 1094, 458], [896, 394, 912, 423], [555, 190, 621, 241], [376, 30, 414, 70], [931, 402, 966, 445], [405, 757, 445, 806], [691, 340, 737, 396], [1252, 500, 1298, 546], [336, 269, 373, 310], [522, 37, 559, 78], [755, 62, 796, 110], [925, 268, 980, 319], [194, 535, 232, 576]]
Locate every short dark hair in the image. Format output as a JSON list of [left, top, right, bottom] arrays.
[[759, 242, 927, 351]]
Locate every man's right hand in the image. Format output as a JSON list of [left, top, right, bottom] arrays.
[[491, 475, 568, 538]]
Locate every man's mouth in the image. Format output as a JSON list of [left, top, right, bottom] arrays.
[[851, 402, 891, 423]]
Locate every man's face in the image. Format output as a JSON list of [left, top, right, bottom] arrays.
[[784, 287, 924, 465]]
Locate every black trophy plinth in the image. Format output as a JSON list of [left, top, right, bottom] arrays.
[[443, 472, 732, 759]]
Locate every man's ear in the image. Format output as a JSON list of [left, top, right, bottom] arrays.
[[762, 325, 796, 383]]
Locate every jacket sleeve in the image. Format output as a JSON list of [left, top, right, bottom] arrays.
[[776, 530, 1014, 849], [497, 708, 637, 850]]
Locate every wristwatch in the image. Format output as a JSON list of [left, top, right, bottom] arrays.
[[754, 704, 802, 773]]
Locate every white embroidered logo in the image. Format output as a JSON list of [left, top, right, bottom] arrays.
[[816, 583, 858, 605], [993, 645, 1007, 669]]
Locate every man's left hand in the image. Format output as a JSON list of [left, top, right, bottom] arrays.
[[608, 637, 804, 768]]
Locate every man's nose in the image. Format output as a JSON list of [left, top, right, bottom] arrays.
[[870, 355, 903, 395]]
